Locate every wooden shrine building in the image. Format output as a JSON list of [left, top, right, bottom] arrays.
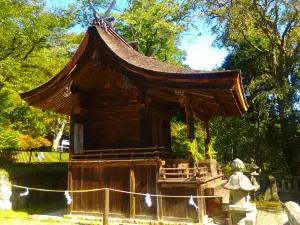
[[21, 24, 248, 223]]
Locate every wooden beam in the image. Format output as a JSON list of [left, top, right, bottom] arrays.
[[69, 159, 163, 167], [129, 167, 136, 218], [82, 104, 145, 114], [146, 89, 178, 102]]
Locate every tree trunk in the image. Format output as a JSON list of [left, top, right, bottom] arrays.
[[278, 99, 298, 175], [52, 121, 66, 151]]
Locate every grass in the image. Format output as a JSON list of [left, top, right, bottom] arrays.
[[14, 151, 69, 163], [252, 200, 281, 208]]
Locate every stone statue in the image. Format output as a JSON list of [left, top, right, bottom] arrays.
[[264, 175, 279, 201]]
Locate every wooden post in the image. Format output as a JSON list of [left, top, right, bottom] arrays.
[[204, 121, 211, 159], [29, 150, 33, 164], [59, 151, 62, 163], [103, 188, 109, 225], [186, 107, 194, 141], [197, 184, 206, 223], [130, 168, 136, 218], [156, 165, 163, 221]]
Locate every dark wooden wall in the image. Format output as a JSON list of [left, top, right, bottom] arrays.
[[69, 162, 203, 222], [75, 89, 171, 151], [161, 187, 198, 222], [69, 162, 157, 218], [84, 110, 141, 149]]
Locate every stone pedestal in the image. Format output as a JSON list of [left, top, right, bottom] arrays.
[[229, 204, 257, 225], [0, 170, 12, 210], [198, 159, 218, 176]]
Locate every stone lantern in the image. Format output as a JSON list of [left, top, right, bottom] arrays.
[[249, 158, 260, 190], [223, 159, 257, 225]]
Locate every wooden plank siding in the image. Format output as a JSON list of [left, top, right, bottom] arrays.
[[134, 165, 157, 219], [70, 164, 130, 216], [161, 187, 198, 223], [69, 162, 157, 218]]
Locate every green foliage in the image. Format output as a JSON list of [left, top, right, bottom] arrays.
[[188, 139, 204, 163], [78, 0, 199, 66], [171, 118, 205, 160], [0, 0, 81, 150], [114, 0, 196, 66], [199, 0, 300, 174]]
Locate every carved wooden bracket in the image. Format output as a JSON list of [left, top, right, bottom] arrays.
[[122, 74, 133, 89]]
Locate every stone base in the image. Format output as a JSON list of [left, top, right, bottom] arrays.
[[198, 159, 218, 176], [229, 204, 257, 225]]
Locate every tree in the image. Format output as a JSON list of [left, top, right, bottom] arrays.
[[199, 0, 300, 174], [77, 0, 200, 66], [0, 0, 81, 150]]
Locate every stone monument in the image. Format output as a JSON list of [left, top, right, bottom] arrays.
[[223, 158, 257, 225], [264, 175, 279, 201], [0, 169, 12, 210]]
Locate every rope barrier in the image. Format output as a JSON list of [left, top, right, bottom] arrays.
[[11, 184, 229, 198]]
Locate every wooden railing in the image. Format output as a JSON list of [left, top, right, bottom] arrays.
[[158, 161, 208, 182], [71, 147, 172, 160], [277, 176, 300, 194]]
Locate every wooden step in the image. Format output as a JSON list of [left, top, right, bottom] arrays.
[[215, 188, 230, 203], [205, 179, 227, 196]]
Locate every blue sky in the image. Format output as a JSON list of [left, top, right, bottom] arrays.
[[47, 0, 228, 70]]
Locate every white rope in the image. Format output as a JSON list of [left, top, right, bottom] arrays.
[[12, 184, 229, 199]]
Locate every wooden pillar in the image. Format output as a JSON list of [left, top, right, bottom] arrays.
[[156, 165, 163, 221], [70, 95, 75, 155], [138, 87, 146, 147], [186, 107, 194, 141], [130, 167, 136, 218], [197, 184, 206, 223], [103, 188, 109, 225], [139, 109, 146, 147], [204, 121, 211, 159]]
